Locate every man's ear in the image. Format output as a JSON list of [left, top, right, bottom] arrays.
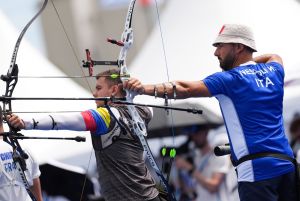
[[111, 85, 119, 96], [235, 43, 246, 53]]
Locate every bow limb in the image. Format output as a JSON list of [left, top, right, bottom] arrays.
[[118, 1, 176, 200], [119, 0, 147, 136], [1, 0, 49, 201]]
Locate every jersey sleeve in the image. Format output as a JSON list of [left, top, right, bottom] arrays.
[[267, 62, 285, 79], [81, 107, 120, 136], [25, 150, 41, 181], [202, 72, 233, 96], [23, 108, 119, 136], [136, 106, 153, 125]]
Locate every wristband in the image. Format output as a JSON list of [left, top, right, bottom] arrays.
[[169, 82, 177, 99], [162, 83, 168, 106], [154, 85, 158, 98]]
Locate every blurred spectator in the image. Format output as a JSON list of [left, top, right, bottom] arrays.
[[289, 113, 300, 158], [175, 125, 232, 201], [208, 127, 240, 201], [0, 106, 43, 201]]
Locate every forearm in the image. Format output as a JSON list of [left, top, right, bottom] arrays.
[[143, 81, 186, 99], [192, 171, 224, 193], [23, 113, 86, 131], [142, 80, 211, 99], [8, 108, 118, 135], [253, 54, 283, 65], [30, 178, 43, 201]]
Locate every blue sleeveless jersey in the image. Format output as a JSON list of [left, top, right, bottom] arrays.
[[203, 61, 294, 182]]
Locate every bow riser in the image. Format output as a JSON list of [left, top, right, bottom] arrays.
[[117, 1, 176, 200], [2, 65, 19, 114]]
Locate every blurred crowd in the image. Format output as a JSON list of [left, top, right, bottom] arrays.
[[158, 125, 239, 201], [158, 113, 300, 201]]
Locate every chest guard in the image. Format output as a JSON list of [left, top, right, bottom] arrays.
[[91, 106, 133, 150]]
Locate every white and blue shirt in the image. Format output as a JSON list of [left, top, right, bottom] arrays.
[[0, 141, 41, 201], [203, 61, 294, 182]]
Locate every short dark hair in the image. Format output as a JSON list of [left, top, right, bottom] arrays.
[[96, 69, 122, 86], [244, 45, 256, 53], [96, 69, 126, 96]]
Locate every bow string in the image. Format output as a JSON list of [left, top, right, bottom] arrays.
[[117, 1, 177, 200]]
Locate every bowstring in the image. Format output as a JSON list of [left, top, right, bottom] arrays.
[[49, 0, 177, 199], [154, 1, 176, 144], [49, 1, 94, 200], [49, 0, 93, 94], [154, 0, 176, 180]]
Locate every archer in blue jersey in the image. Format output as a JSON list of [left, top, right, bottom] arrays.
[[203, 61, 294, 182], [124, 24, 298, 201]]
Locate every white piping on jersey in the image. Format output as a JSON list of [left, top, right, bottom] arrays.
[[239, 61, 256, 67], [216, 94, 254, 182]]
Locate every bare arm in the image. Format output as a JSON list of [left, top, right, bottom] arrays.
[[124, 79, 212, 99], [176, 156, 225, 193], [192, 171, 225, 193], [253, 54, 283, 66], [30, 178, 43, 201]]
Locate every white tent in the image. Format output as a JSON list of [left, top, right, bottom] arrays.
[[0, 10, 95, 168], [130, 0, 300, 133]]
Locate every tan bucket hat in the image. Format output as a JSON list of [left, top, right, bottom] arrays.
[[212, 24, 257, 52]]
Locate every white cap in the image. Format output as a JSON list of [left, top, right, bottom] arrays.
[[213, 24, 257, 52]]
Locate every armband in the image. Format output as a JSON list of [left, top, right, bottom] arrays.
[[162, 83, 169, 114], [49, 115, 57, 130], [153, 85, 158, 98], [32, 118, 39, 129], [162, 83, 168, 106], [169, 82, 177, 99]]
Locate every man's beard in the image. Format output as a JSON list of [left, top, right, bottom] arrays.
[[219, 52, 236, 71]]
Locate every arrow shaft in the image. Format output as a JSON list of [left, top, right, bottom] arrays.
[[0, 97, 125, 101], [112, 100, 202, 114]]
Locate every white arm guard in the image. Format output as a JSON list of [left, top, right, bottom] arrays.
[[23, 113, 86, 131]]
